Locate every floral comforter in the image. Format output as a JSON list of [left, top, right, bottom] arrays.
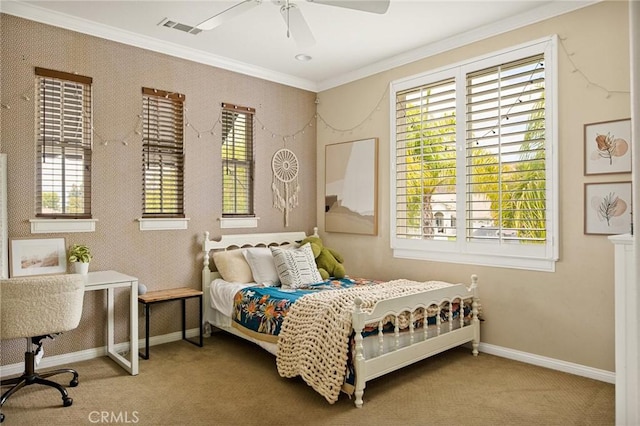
[[231, 277, 382, 342]]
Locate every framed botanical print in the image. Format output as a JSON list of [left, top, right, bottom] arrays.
[[584, 118, 632, 175], [584, 182, 632, 235]]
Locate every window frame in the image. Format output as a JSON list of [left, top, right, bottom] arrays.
[[35, 67, 93, 219], [141, 87, 185, 219], [390, 36, 558, 272], [221, 102, 255, 218]]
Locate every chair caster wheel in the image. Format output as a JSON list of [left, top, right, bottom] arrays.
[[70, 378, 79, 387], [63, 397, 73, 407], [0, 412, 5, 423]]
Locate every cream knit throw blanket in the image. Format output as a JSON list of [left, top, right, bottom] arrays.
[[276, 279, 453, 404]]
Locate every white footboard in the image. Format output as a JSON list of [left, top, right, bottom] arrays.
[[351, 275, 480, 408]]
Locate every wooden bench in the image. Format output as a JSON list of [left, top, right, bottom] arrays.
[[138, 287, 203, 359]]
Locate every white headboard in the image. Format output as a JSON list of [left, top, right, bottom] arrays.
[[201, 228, 318, 330]]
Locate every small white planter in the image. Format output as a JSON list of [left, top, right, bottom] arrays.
[[72, 262, 89, 275]]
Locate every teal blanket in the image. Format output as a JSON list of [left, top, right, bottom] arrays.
[[231, 277, 381, 342]]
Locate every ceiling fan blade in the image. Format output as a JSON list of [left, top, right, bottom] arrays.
[[196, 0, 261, 31], [279, 4, 316, 48], [307, 0, 389, 14]]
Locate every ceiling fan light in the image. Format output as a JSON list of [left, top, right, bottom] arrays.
[[295, 54, 312, 61]]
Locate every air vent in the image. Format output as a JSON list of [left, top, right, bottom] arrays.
[[158, 18, 203, 35]]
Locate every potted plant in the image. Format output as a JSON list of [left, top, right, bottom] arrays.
[[68, 244, 92, 275]]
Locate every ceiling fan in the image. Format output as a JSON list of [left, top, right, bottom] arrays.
[[195, 0, 390, 48]]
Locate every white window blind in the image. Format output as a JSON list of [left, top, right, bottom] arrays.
[[142, 88, 185, 218], [221, 103, 255, 216], [395, 77, 457, 239], [391, 37, 557, 271], [466, 54, 546, 243], [35, 67, 93, 218]]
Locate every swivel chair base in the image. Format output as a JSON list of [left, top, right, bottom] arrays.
[[0, 338, 78, 423]]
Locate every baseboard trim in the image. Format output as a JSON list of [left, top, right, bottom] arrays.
[[478, 342, 615, 384], [1, 333, 615, 385], [0, 328, 201, 377]]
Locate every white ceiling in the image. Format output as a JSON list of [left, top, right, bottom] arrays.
[[1, 0, 596, 91]]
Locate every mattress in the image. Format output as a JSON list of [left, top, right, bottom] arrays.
[[207, 278, 466, 359], [208, 279, 278, 354]]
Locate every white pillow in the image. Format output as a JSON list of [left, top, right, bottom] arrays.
[[243, 247, 280, 287], [212, 250, 254, 283], [270, 243, 323, 289]]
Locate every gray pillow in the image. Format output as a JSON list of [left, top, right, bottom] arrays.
[[270, 243, 322, 289]]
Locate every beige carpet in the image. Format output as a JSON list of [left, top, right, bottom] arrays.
[[1, 333, 614, 425]]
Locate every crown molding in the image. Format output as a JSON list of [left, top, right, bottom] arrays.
[[316, 0, 600, 91], [0, 0, 319, 92]]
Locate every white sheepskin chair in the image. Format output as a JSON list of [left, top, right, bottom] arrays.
[[0, 274, 85, 423]]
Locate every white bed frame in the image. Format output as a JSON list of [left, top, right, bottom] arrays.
[[201, 229, 480, 407]]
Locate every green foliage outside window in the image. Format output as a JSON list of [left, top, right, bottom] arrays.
[[403, 90, 546, 243]]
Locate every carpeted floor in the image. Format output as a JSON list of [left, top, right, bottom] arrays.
[[0, 333, 614, 425]]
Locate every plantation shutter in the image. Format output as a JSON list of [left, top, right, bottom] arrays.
[[142, 87, 185, 217], [221, 103, 255, 216], [395, 78, 457, 239], [465, 54, 546, 243], [35, 67, 93, 218]]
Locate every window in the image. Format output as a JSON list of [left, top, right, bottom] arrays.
[[221, 103, 255, 216], [141, 87, 185, 218], [391, 37, 558, 271], [434, 212, 445, 233], [35, 67, 92, 218]]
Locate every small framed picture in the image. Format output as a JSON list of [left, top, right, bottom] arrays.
[[584, 118, 632, 175], [584, 182, 632, 235], [9, 237, 67, 277]]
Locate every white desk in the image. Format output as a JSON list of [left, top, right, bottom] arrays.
[[84, 270, 138, 376]]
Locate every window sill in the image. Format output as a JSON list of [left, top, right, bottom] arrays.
[[137, 218, 190, 231], [30, 218, 98, 234], [392, 247, 557, 272], [219, 216, 259, 229], [29, 219, 98, 234]]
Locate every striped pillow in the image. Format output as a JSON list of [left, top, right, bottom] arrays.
[[270, 243, 323, 289]]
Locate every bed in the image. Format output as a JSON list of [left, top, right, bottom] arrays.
[[201, 229, 480, 407]]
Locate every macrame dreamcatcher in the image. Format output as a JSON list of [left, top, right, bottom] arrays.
[[271, 148, 300, 226]]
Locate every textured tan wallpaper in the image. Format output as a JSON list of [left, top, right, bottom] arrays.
[[0, 14, 317, 364]]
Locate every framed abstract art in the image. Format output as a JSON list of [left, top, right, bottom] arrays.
[[325, 138, 378, 235]]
